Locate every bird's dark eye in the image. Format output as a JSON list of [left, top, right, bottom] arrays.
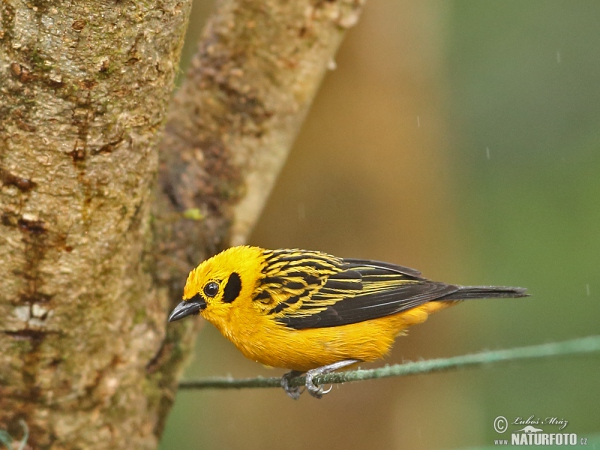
[[203, 282, 219, 298]]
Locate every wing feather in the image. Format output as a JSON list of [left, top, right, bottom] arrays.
[[255, 250, 458, 330]]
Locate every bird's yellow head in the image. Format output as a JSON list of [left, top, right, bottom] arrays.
[[168, 246, 265, 326]]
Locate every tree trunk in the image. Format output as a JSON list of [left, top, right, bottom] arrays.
[[0, 0, 192, 447], [0, 0, 364, 447]]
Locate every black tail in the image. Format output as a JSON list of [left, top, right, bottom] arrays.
[[441, 285, 528, 301]]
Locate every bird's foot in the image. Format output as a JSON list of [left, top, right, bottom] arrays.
[[305, 370, 333, 399], [281, 370, 304, 400], [296, 359, 361, 399]]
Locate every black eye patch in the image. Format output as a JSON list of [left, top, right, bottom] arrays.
[[223, 272, 242, 303], [203, 281, 219, 298]]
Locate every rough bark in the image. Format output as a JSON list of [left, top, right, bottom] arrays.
[[0, 0, 191, 447], [158, 0, 365, 251], [0, 0, 364, 447]]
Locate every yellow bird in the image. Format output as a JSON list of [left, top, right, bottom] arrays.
[[169, 246, 527, 398]]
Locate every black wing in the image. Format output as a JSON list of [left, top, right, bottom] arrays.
[[256, 251, 459, 330]]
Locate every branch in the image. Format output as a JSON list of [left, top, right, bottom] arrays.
[[152, 0, 366, 434], [178, 335, 600, 391]]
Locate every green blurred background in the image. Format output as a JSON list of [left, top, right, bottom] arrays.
[[161, 1, 600, 448]]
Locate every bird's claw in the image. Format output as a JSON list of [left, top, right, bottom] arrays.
[[305, 371, 333, 399], [282, 370, 332, 399], [281, 371, 304, 400], [281, 360, 360, 399]]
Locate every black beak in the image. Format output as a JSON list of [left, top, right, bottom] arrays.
[[168, 299, 206, 322]]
